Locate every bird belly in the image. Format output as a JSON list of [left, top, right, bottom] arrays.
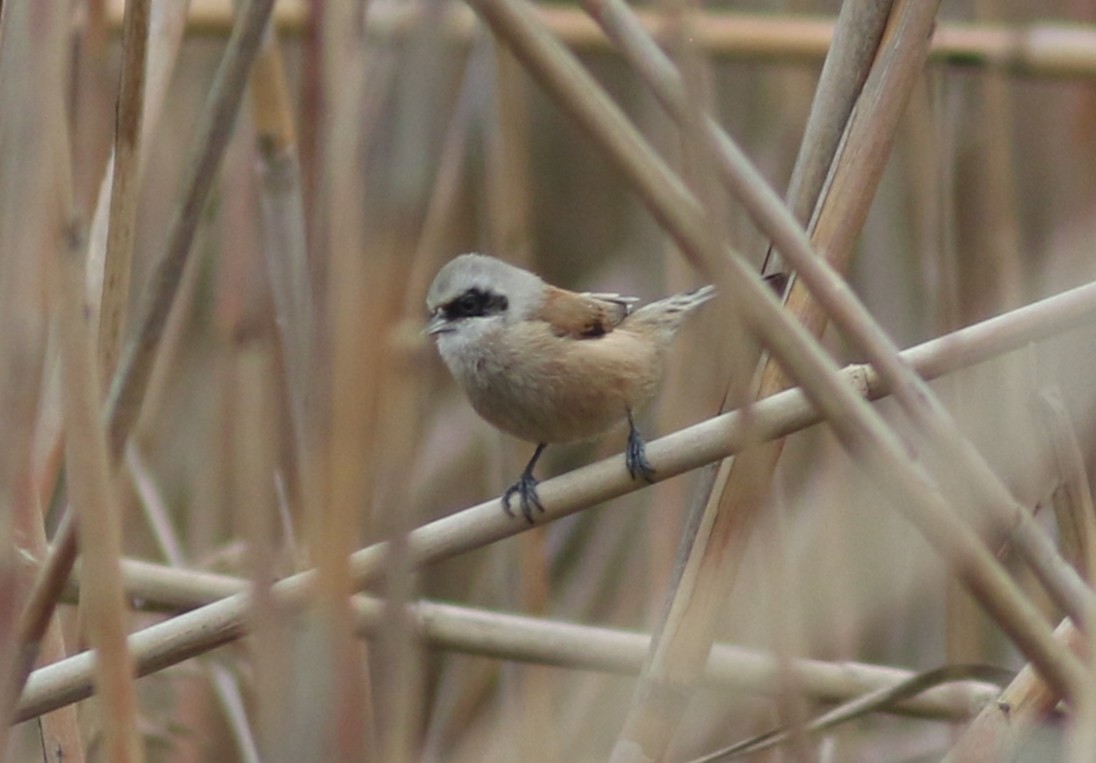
[[457, 327, 662, 445]]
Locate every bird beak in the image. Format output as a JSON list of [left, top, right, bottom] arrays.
[[425, 311, 452, 336]]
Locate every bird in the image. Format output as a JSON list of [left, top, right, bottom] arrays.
[[426, 253, 715, 523]]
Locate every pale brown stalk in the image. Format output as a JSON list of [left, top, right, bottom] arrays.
[[0, 0, 74, 745], [28, 558, 1003, 724], [53, 222, 145, 763], [944, 619, 1085, 762], [98, 0, 151, 379], [302, 1, 376, 759], [127, 445, 262, 762], [1036, 394, 1096, 762], [593, 0, 1095, 704], [24, 560, 1006, 725], [227, 347, 278, 763], [484, 36, 560, 763], [103, 0, 277, 456], [244, 15, 312, 761], [249, 9, 313, 456], [466, 0, 1082, 709], [583, 0, 894, 756], [14, 0, 278, 704], [86, 0, 196, 314], [30, 1, 193, 592], [14, 273, 1096, 724], [150, 4, 1096, 80], [6, 0, 1092, 758]]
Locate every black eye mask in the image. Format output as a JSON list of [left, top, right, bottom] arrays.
[[444, 288, 509, 320]]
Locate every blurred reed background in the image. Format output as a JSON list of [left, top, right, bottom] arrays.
[[4, 0, 1096, 761]]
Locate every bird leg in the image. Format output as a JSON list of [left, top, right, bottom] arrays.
[[503, 443, 548, 523], [625, 409, 656, 483]]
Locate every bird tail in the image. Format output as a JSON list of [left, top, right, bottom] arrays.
[[627, 284, 716, 343]]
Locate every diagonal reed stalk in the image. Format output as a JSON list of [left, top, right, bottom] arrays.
[[22, 557, 1002, 724], [12, 0, 278, 707], [7, 3, 1093, 757], [15, 273, 1096, 721], [142, 5, 1096, 80], [590, 0, 900, 756], [97, 0, 151, 381], [464, 0, 1084, 708], [0, 0, 72, 751], [53, 223, 146, 763]]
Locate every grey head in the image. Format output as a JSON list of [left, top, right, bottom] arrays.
[[426, 253, 546, 336]]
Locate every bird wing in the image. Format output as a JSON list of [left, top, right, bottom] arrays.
[[537, 286, 638, 339]]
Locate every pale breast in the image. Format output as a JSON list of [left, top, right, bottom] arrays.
[[459, 322, 662, 444]]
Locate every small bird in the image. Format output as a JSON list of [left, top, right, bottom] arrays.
[[426, 253, 715, 523]]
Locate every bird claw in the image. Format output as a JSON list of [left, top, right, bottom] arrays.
[[502, 473, 544, 524], [626, 426, 656, 483]]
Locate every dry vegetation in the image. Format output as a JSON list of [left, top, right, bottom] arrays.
[[4, 0, 1096, 760]]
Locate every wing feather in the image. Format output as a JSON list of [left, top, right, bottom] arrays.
[[536, 286, 637, 339]]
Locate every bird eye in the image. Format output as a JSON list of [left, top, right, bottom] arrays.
[[457, 293, 481, 314]]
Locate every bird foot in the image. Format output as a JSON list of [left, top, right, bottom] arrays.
[[502, 472, 544, 524], [626, 426, 656, 483]]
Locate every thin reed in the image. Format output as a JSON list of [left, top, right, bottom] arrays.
[[3, 1, 1096, 761]]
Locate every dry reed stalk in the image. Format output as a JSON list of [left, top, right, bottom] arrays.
[[374, 47, 492, 759], [692, 25, 1095, 645], [85, 0, 195, 320], [487, 44, 535, 264], [592, 0, 1093, 674], [18, 272, 1096, 725], [781, 1, 893, 236], [47, 17, 146, 752], [53, 224, 146, 763], [404, 39, 489, 312], [1040, 394, 1096, 589], [466, 0, 1081, 706], [250, 11, 313, 459], [303, 1, 377, 759], [98, 0, 151, 380], [130, 207, 209, 447], [406, 42, 504, 757], [103, 0, 276, 455], [609, 0, 1087, 745], [19, 248, 83, 757], [143, 3, 1096, 79], [750, 0, 893, 750], [962, 70, 1024, 322], [585, 0, 893, 756], [22, 4, 193, 569], [944, 0, 1029, 696], [944, 619, 1085, 762], [199, 8, 1096, 701], [484, 38, 562, 763], [29, 624, 86, 763], [20, 25, 132, 758], [131, 125, 271, 750], [13, 0, 278, 703], [365, 13, 473, 757], [242, 14, 315, 762], [32, 557, 1004, 723], [224, 349, 277, 763], [0, 0, 73, 747], [1033, 394, 1096, 762], [128, 443, 262, 762], [12, 551, 84, 763], [636, 15, 737, 611], [72, 0, 116, 217], [6, 1, 1087, 758]]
